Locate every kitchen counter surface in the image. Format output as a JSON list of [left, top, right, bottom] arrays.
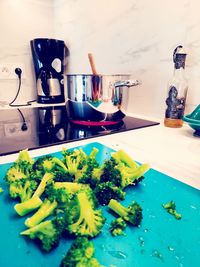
[[1, 115, 199, 190]]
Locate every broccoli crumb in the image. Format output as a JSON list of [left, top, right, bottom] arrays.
[[110, 217, 127, 236], [0, 187, 3, 194], [162, 200, 182, 220]]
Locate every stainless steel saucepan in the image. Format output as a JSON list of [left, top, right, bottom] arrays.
[[65, 74, 141, 124]]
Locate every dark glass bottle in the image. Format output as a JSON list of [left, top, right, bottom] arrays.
[[164, 45, 188, 128]]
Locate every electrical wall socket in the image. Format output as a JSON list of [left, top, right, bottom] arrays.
[[0, 63, 26, 80], [4, 122, 31, 137]]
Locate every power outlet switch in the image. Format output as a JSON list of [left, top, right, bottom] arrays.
[[4, 122, 31, 137], [0, 63, 26, 79]]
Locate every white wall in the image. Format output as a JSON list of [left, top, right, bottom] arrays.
[[54, 0, 200, 118], [1, 0, 200, 119], [0, 0, 54, 104]]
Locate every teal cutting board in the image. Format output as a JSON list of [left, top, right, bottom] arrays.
[[0, 142, 200, 267]]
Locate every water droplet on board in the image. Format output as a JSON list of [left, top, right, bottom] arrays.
[[108, 250, 127, 259], [190, 205, 197, 210], [143, 228, 149, 233], [138, 236, 145, 247], [151, 249, 164, 262], [168, 246, 175, 252]]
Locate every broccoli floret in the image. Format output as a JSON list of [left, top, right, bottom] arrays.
[[53, 182, 89, 195], [74, 147, 100, 188], [62, 148, 87, 177], [108, 199, 143, 226], [25, 198, 58, 228], [5, 150, 34, 183], [112, 149, 138, 169], [4, 164, 27, 183], [109, 217, 127, 236], [16, 149, 34, 165], [21, 216, 65, 251], [61, 237, 104, 267], [9, 179, 38, 203], [4, 150, 37, 202], [162, 201, 182, 220], [94, 181, 125, 206], [115, 162, 149, 189], [4, 150, 34, 184], [32, 155, 69, 181], [66, 191, 105, 237], [95, 150, 149, 190], [14, 196, 43, 216], [32, 172, 54, 198]]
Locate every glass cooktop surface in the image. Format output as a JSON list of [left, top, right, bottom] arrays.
[[0, 105, 159, 156]]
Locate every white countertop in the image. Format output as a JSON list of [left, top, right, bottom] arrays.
[[1, 115, 199, 190]]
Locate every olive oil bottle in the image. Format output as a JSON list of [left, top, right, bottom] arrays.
[[164, 45, 188, 128]]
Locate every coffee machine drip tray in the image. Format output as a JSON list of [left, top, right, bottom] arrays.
[[0, 105, 159, 156]]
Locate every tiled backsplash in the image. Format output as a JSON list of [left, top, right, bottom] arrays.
[[0, 0, 199, 119]]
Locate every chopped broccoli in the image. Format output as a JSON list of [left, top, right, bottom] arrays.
[[9, 179, 38, 203], [94, 181, 126, 206], [0, 187, 3, 194], [4, 164, 27, 183], [21, 216, 65, 251], [4, 151, 34, 183], [32, 155, 71, 182], [4, 150, 34, 183], [16, 149, 34, 165], [112, 149, 138, 169], [66, 191, 105, 237], [14, 196, 43, 216], [32, 172, 54, 198], [162, 201, 182, 220], [4, 150, 37, 202], [25, 198, 58, 228], [53, 181, 89, 195], [73, 147, 100, 188], [92, 150, 149, 191], [62, 148, 88, 178], [108, 199, 143, 226], [109, 217, 127, 236], [61, 237, 104, 267]]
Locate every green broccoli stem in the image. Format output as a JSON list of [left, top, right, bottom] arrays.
[[53, 158, 69, 172], [108, 199, 128, 219], [16, 149, 34, 164], [89, 147, 99, 158], [14, 196, 43, 216], [21, 220, 51, 236], [112, 150, 138, 169], [32, 173, 54, 198], [121, 163, 150, 187], [25, 199, 57, 228], [54, 182, 86, 193]]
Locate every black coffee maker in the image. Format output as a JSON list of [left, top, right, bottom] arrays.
[[30, 38, 69, 104]]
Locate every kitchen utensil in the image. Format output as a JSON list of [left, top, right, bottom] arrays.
[[0, 142, 200, 267], [183, 104, 200, 136], [66, 74, 140, 124], [88, 53, 98, 75]]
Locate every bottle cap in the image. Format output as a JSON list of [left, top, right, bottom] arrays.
[[173, 45, 187, 69]]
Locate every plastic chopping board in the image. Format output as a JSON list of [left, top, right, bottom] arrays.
[[0, 142, 200, 267]]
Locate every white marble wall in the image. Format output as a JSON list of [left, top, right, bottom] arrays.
[[0, 0, 54, 104], [54, 0, 200, 118], [1, 0, 200, 119]]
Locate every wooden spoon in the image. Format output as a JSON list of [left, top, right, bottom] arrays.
[[88, 53, 98, 75]]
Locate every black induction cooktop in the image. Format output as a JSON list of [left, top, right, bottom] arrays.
[[0, 105, 159, 156]]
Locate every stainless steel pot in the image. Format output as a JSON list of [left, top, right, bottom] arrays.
[[65, 74, 140, 124]]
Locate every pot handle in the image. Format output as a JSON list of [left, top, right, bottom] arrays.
[[114, 79, 141, 88]]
